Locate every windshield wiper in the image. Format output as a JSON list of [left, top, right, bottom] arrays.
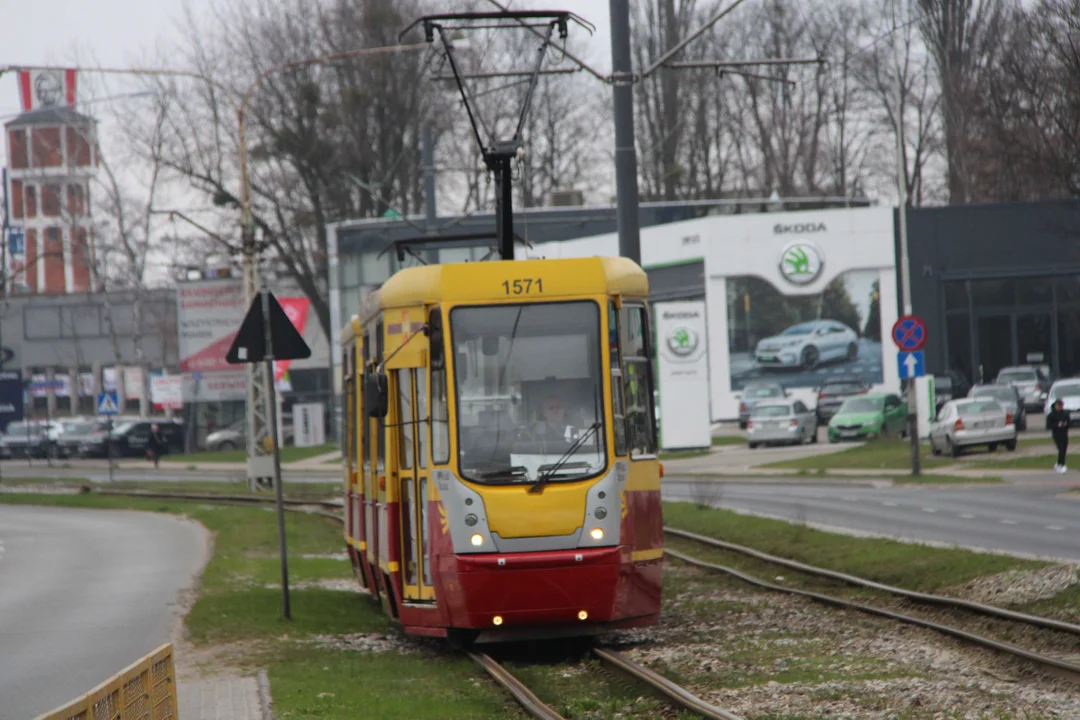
[[478, 466, 528, 482], [528, 422, 601, 495]]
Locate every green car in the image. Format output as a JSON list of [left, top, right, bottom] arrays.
[[827, 392, 909, 443]]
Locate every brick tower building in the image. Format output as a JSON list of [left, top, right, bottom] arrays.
[[3, 69, 96, 294]]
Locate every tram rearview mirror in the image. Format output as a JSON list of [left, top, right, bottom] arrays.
[[364, 373, 389, 419]]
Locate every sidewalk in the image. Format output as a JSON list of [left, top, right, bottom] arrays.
[[178, 675, 268, 720]]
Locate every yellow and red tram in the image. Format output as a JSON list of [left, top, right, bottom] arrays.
[[340, 256, 663, 642]]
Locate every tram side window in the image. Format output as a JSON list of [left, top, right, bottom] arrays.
[[620, 305, 658, 458], [609, 302, 628, 457], [397, 369, 413, 470], [430, 310, 450, 464]]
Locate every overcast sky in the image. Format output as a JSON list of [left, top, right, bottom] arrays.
[[0, 0, 614, 158]]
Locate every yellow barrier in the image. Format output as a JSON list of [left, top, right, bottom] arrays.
[[34, 643, 179, 720]]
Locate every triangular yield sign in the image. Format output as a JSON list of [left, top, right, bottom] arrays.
[[225, 290, 312, 364]]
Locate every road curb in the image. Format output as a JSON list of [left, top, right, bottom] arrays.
[[257, 669, 275, 720]]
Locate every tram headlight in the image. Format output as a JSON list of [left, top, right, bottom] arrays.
[[465, 513, 478, 527], [471, 533, 485, 546], [594, 507, 607, 520], [589, 527, 604, 541]]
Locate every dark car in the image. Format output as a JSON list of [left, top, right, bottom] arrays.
[[109, 419, 186, 458], [815, 376, 870, 423], [737, 383, 787, 429], [933, 375, 955, 413], [968, 384, 1026, 431], [940, 369, 971, 400]]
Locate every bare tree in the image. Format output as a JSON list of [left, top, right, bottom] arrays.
[[916, 0, 1007, 205]]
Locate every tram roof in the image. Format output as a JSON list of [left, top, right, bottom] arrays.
[[366, 256, 649, 315]]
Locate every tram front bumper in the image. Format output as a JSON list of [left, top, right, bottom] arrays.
[[443, 545, 645, 630]]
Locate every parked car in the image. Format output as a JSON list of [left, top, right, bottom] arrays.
[[109, 419, 186, 458], [1043, 378, 1080, 424], [995, 365, 1049, 412], [204, 414, 295, 451], [933, 375, 955, 414], [815, 375, 870, 423], [0, 421, 54, 458], [754, 320, 859, 370], [827, 393, 908, 443], [746, 399, 817, 448], [929, 398, 1017, 457], [968, 384, 1026, 431], [938, 369, 971, 401], [737, 383, 787, 429], [56, 419, 114, 458]]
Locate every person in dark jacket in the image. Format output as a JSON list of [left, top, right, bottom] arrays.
[[1046, 399, 1070, 473], [147, 424, 165, 469]]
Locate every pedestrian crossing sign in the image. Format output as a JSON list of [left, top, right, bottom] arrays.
[[97, 392, 120, 415]]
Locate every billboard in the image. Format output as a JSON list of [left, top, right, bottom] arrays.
[[177, 279, 314, 402], [655, 301, 711, 450], [726, 268, 884, 392]]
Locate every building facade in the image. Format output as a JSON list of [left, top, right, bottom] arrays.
[[4, 105, 97, 295], [907, 200, 1080, 387]]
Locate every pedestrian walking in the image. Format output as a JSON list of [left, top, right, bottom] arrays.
[[1046, 399, 1070, 473], [147, 423, 165, 469]]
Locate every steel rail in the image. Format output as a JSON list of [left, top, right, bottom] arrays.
[[666, 548, 1080, 681], [664, 526, 1080, 637], [592, 648, 745, 720], [468, 652, 568, 720]]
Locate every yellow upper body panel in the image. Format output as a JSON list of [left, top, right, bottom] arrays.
[[338, 315, 363, 347], [355, 256, 649, 325]]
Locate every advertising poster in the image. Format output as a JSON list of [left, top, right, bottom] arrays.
[[0, 370, 24, 431], [726, 267, 884, 392], [655, 300, 711, 449]]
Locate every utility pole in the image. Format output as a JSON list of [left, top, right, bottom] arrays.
[[895, 70, 921, 477], [609, 0, 642, 264]]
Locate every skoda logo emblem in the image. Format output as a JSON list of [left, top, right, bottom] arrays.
[[667, 326, 699, 356], [778, 241, 824, 285]]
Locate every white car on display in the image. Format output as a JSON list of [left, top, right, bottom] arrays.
[[1043, 378, 1080, 423], [754, 320, 859, 370]]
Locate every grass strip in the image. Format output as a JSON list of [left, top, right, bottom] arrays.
[[764, 438, 949, 471], [662, 501, 1042, 593], [0, 493, 518, 719], [0, 477, 342, 498], [161, 443, 337, 464]]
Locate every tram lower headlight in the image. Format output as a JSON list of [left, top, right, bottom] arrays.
[[465, 514, 478, 527], [471, 533, 484, 546], [594, 507, 607, 519], [578, 610, 588, 621], [589, 528, 604, 541], [493, 615, 503, 626]]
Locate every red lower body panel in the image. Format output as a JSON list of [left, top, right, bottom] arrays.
[[429, 546, 662, 632]]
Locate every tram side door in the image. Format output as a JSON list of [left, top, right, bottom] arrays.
[[395, 368, 434, 603]]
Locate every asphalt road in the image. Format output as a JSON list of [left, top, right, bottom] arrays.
[[662, 477, 1080, 562], [730, 338, 884, 391], [0, 505, 207, 719]]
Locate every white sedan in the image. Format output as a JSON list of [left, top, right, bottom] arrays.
[[929, 398, 1017, 457], [754, 320, 859, 370]]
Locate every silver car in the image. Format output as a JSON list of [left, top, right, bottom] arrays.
[[929, 398, 1017, 457], [1043, 379, 1080, 424], [754, 320, 859, 370], [747, 399, 818, 448], [968, 384, 1026, 431], [737, 383, 787, 428], [995, 365, 1048, 412]]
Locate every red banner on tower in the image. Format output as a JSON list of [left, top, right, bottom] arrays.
[[18, 68, 77, 111]]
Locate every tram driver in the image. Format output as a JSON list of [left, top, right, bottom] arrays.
[[534, 395, 573, 445]]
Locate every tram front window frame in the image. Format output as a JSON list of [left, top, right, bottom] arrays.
[[449, 300, 608, 486]]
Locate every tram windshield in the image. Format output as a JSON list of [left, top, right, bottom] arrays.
[[451, 301, 606, 485]]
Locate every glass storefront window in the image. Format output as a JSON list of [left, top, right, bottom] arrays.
[[943, 281, 968, 311], [945, 314, 973, 385], [970, 280, 1015, 308]]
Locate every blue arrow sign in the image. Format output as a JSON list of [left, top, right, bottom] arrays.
[[97, 392, 120, 415], [897, 351, 925, 379]]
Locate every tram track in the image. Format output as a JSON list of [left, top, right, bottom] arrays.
[[664, 526, 1080, 683], [471, 648, 747, 720]]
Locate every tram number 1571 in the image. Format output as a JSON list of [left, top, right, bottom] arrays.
[[502, 278, 543, 295]]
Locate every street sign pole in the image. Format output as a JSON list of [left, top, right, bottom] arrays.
[[893, 316, 925, 477], [261, 287, 290, 621]]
